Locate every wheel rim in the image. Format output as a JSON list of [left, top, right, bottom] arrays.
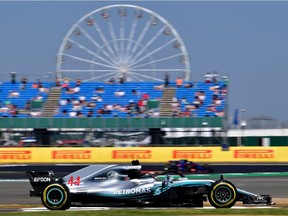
[[214, 186, 232, 203], [47, 188, 64, 205], [56, 4, 191, 82]]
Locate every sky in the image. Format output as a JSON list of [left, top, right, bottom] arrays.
[[0, 1, 288, 122]]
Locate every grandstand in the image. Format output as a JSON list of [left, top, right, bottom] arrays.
[[0, 80, 227, 119], [0, 78, 227, 147]]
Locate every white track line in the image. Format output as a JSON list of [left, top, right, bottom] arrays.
[[22, 207, 110, 212], [0, 179, 29, 182], [21, 206, 277, 212]]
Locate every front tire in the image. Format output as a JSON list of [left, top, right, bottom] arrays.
[[41, 183, 71, 210], [208, 180, 237, 208]]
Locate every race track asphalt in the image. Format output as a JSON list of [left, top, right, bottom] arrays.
[[0, 164, 288, 205], [0, 177, 288, 205]]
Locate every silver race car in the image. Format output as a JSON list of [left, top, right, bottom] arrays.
[[27, 160, 273, 210]]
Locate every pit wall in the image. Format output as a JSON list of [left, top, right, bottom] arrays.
[[0, 147, 284, 164]]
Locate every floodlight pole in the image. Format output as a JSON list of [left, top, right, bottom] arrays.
[[237, 109, 246, 146], [222, 76, 229, 151]]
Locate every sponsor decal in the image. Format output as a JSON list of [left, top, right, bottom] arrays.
[[114, 188, 151, 195], [52, 150, 91, 160], [123, 165, 142, 170], [76, 188, 87, 194], [0, 150, 31, 160], [94, 177, 107, 180], [107, 171, 119, 179], [33, 177, 51, 182], [256, 196, 265, 200], [113, 150, 151, 159], [234, 149, 274, 159], [173, 150, 212, 159]]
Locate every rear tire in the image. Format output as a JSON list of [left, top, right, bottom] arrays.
[[41, 183, 71, 210], [208, 180, 237, 208]]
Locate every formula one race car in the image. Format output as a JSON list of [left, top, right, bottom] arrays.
[[164, 159, 213, 174], [27, 160, 273, 210]]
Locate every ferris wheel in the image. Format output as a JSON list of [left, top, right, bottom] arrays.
[[56, 4, 191, 82]]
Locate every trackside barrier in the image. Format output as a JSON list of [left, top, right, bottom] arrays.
[[0, 147, 287, 164]]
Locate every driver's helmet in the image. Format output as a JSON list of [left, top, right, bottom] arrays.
[[128, 169, 140, 179]]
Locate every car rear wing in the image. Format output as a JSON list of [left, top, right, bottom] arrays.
[[26, 171, 56, 197]]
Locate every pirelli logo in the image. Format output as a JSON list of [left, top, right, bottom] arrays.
[[113, 150, 151, 159], [173, 150, 212, 159], [234, 149, 274, 159], [0, 150, 31, 160], [52, 150, 91, 160]]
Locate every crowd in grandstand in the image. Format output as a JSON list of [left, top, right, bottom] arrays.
[[0, 72, 227, 118]]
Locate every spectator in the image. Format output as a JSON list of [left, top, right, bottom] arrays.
[[69, 111, 77, 117], [176, 77, 183, 87], [192, 96, 201, 109], [37, 79, 43, 88], [63, 77, 70, 85], [215, 110, 225, 117], [11, 72, 16, 84], [142, 92, 150, 100], [212, 71, 219, 83], [35, 94, 43, 101], [106, 77, 115, 84], [10, 105, 18, 117], [171, 97, 179, 111], [220, 85, 228, 96], [91, 94, 102, 102], [87, 109, 94, 116], [138, 99, 144, 112], [30, 111, 41, 117], [213, 97, 222, 106], [198, 91, 206, 102], [76, 111, 84, 117], [79, 95, 86, 103], [20, 77, 27, 90], [9, 90, 20, 97], [39, 87, 49, 93], [87, 102, 96, 108], [131, 89, 137, 95], [25, 101, 31, 111], [164, 73, 169, 87], [95, 86, 105, 93], [223, 75, 229, 85], [59, 99, 68, 106], [32, 82, 39, 88], [72, 102, 82, 111], [66, 86, 80, 94], [119, 75, 125, 84], [0, 105, 9, 113], [154, 84, 164, 90], [55, 77, 61, 87], [114, 89, 125, 97], [61, 109, 68, 116], [204, 72, 212, 83], [62, 82, 69, 90], [181, 97, 189, 105], [184, 82, 193, 88], [183, 108, 191, 117], [76, 78, 82, 86]]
